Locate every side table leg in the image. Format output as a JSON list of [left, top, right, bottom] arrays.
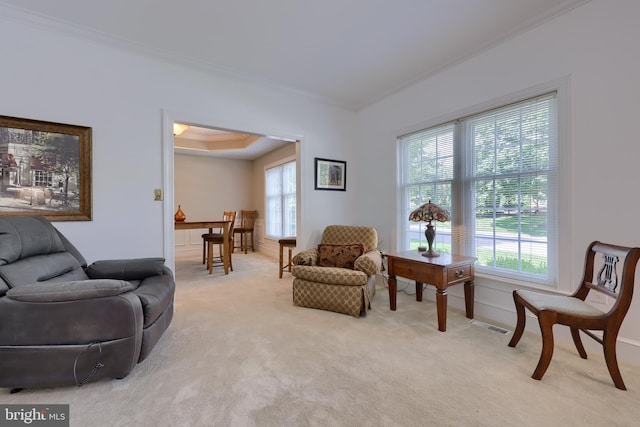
[[436, 288, 448, 332], [464, 281, 475, 319], [388, 274, 397, 311], [416, 281, 423, 302], [279, 243, 284, 279]]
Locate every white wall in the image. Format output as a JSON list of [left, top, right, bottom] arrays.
[[353, 0, 640, 364], [0, 9, 357, 268], [173, 153, 253, 256]]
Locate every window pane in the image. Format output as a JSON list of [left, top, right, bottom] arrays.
[[265, 160, 296, 238]]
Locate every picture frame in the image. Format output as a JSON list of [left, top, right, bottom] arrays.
[[314, 157, 346, 191], [0, 115, 92, 221]]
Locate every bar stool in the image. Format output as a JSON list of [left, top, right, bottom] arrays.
[[278, 237, 296, 278]]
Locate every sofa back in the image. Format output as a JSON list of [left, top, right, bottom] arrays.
[[0, 216, 88, 294], [321, 225, 378, 252]]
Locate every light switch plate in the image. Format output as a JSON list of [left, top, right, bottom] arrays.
[[154, 189, 163, 201]]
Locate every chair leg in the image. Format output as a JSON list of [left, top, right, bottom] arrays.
[[202, 239, 206, 264], [532, 313, 556, 380], [243, 232, 248, 254], [508, 292, 526, 348], [250, 230, 254, 252], [603, 329, 626, 390], [207, 241, 214, 273], [222, 242, 233, 271], [571, 327, 588, 359]]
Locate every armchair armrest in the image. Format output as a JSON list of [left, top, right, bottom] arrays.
[[292, 249, 317, 266], [85, 257, 165, 281], [5, 279, 134, 303], [354, 250, 382, 276]]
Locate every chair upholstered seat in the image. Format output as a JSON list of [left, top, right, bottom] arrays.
[[514, 290, 605, 317]]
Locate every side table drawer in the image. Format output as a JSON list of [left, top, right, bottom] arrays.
[[447, 265, 471, 284]]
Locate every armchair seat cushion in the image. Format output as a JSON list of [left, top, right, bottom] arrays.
[[292, 265, 367, 286]]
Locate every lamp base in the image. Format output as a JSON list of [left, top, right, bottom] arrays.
[[422, 250, 440, 257]]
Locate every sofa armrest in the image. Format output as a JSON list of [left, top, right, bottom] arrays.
[[85, 257, 165, 281], [6, 279, 134, 303], [292, 249, 317, 266], [354, 250, 382, 276]]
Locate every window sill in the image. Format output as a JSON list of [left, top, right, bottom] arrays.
[[474, 271, 566, 295]]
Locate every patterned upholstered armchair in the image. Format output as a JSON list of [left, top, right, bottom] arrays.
[[291, 225, 382, 317]]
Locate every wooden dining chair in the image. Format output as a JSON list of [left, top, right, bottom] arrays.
[[508, 241, 640, 390], [202, 211, 236, 271], [233, 210, 257, 254]]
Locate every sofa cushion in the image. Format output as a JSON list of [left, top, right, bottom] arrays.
[[317, 243, 364, 269], [0, 216, 66, 265], [0, 252, 85, 288], [6, 279, 135, 302], [85, 258, 166, 281]]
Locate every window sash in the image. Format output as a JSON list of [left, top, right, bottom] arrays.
[[266, 160, 296, 238]]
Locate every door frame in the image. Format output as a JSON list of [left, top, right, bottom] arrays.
[[161, 109, 303, 273]]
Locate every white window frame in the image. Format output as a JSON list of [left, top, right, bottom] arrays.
[[397, 79, 571, 289], [265, 156, 297, 239]]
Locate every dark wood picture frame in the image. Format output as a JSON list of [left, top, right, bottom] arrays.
[[0, 115, 92, 221], [314, 157, 346, 191]]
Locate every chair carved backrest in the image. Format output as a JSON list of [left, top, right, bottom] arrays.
[[321, 225, 378, 252], [238, 210, 257, 230], [577, 242, 640, 316]]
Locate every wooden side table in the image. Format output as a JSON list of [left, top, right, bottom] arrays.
[[386, 251, 476, 332], [278, 237, 296, 278]]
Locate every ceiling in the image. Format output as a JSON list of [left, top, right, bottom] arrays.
[[0, 0, 589, 111], [173, 125, 291, 161]]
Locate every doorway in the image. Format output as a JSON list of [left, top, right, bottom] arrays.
[[161, 110, 302, 274]]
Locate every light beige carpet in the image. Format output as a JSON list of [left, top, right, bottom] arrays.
[[4, 253, 640, 426]]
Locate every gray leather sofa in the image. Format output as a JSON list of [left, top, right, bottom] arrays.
[[0, 216, 174, 390]]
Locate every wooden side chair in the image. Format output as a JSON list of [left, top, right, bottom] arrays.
[[202, 211, 236, 272], [233, 210, 257, 254], [508, 241, 640, 390]]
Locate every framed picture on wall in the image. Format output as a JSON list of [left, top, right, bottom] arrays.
[[0, 115, 92, 221], [314, 157, 346, 191]]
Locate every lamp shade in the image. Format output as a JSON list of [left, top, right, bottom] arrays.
[[409, 200, 450, 223]]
